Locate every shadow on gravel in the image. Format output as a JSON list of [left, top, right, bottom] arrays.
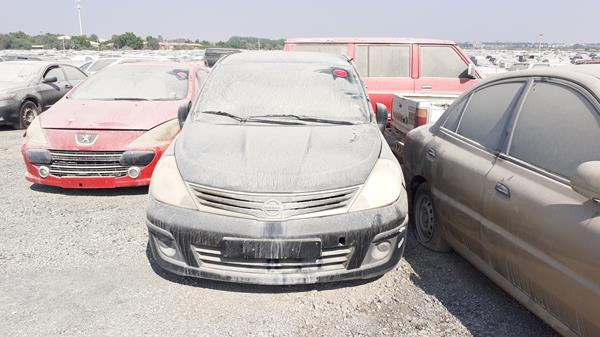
[[145, 243, 381, 293], [30, 183, 149, 196], [402, 228, 558, 337]]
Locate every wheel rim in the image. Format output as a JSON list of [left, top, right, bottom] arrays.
[[22, 105, 37, 127], [415, 195, 435, 243]]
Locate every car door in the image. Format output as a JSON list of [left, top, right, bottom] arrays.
[[482, 78, 600, 336], [354, 44, 414, 111], [38, 65, 69, 109], [430, 80, 526, 260], [62, 65, 87, 89], [415, 45, 478, 94]]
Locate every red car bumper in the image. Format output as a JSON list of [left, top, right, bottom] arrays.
[[22, 144, 168, 189]]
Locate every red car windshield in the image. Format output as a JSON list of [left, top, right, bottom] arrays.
[[71, 65, 189, 101]]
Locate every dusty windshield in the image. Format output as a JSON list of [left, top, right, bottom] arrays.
[[0, 63, 39, 83], [193, 59, 370, 124], [71, 65, 189, 101]]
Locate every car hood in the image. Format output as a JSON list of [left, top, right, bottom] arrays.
[[40, 99, 187, 130], [175, 122, 382, 193], [0, 81, 28, 92]]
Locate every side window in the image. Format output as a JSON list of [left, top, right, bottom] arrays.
[[421, 46, 469, 78], [509, 81, 600, 178], [441, 96, 468, 132], [457, 82, 524, 150], [63, 66, 87, 81], [44, 67, 65, 81], [354, 45, 410, 78]]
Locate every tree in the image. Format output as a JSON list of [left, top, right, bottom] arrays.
[[112, 32, 144, 50], [71, 35, 91, 50], [146, 36, 160, 50]]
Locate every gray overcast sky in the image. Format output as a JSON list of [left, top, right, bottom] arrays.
[[3, 0, 598, 43]]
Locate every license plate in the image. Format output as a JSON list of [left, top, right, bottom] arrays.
[[221, 238, 321, 260]]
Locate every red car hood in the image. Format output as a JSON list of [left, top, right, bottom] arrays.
[[40, 99, 186, 131]]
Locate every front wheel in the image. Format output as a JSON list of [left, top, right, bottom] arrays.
[[19, 101, 40, 129], [413, 183, 450, 252]]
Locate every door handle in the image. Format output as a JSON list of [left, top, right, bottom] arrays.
[[495, 182, 511, 198], [421, 85, 433, 90], [65, 84, 73, 89], [426, 147, 437, 159]]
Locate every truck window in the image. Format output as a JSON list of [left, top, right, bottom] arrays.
[[292, 44, 348, 55], [421, 46, 469, 78], [354, 45, 410, 78]]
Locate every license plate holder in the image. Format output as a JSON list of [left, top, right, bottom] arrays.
[[221, 238, 321, 260]]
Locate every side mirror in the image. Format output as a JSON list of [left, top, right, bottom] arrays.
[[177, 103, 191, 128], [43, 76, 58, 84], [467, 64, 478, 79], [570, 161, 600, 201], [375, 103, 388, 133]]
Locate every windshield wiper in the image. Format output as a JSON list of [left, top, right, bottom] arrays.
[[251, 114, 357, 125], [112, 97, 150, 101], [199, 111, 305, 125]]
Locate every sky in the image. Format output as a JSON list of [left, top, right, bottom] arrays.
[[2, 0, 599, 43]]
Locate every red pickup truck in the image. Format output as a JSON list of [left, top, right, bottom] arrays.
[[284, 38, 481, 114]]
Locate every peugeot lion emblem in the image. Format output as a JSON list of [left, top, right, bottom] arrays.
[[75, 133, 98, 146], [262, 199, 283, 217]]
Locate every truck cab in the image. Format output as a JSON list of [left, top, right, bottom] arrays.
[[284, 38, 482, 112]]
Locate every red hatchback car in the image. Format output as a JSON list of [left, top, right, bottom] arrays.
[[21, 62, 209, 189]]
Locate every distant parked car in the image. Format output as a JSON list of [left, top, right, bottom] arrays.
[[22, 62, 209, 189], [0, 61, 87, 129], [402, 66, 600, 337], [146, 51, 408, 285], [204, 48, 241, 67], [84, 57, 158, 75]]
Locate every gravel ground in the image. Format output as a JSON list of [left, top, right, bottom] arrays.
[[0, 127, 558, 337]]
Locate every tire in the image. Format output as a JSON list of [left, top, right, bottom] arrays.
[[19, 101, 40, 130], [413, 183, 451, 252]]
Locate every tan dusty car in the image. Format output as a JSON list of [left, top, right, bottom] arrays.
[[401, 65, 600, 337]]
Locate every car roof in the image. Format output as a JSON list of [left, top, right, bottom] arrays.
[[220, 51, 350, 66], [109, 61, 208, 71], [476, 65, 600, 95], [285, 37, 457, 45]]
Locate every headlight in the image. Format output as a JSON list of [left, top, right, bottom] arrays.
[[349, 158, 404, 212], [128, 119, 180, 148], [0, 93, 16, 101], [24, 117, 48, 145], [149, 155, 196, 209]]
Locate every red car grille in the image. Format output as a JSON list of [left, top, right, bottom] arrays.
[[48, 150, 128, 177]]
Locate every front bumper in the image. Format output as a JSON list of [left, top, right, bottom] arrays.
[[22, 145, 166, 189], [0, 101, 19, 126], [146, 196, 409, 285]]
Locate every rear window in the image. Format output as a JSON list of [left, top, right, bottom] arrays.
[[354, 45, 410, 78], [194, 60, 369, 123], [457, 82, 524, 150], [71, 65, 189, 101], [87, 59, 116, 72], [421, 46, 469, 78]]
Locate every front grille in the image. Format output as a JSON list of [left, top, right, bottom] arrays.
[[48, 150, 127, 177], [188, 184, 359, 220], [193, 245, 353, 274]]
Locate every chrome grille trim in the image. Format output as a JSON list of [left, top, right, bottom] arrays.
[[48, 150, 127, 177], [187, 183, 360, 220], [193, 245, 352, 274]]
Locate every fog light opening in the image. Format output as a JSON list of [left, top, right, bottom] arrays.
[[371, 240, 392, 261], [156, 236, 177, 258], [38, 166, 50, 178], [127, 166, 140, 179]]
